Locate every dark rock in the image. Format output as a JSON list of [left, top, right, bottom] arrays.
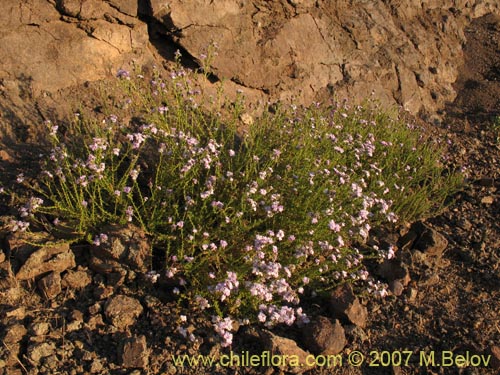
[[330, 284, 368, 328], [489, 345, 500, 370], [260, 330, 314, 374], [409, 222, 448, 257], [389, 280, 405, 296], [104, 295, 143, 330], [302, 316, 346, 355], [377, 259, 411, 286], [121, 335, 149, 368]]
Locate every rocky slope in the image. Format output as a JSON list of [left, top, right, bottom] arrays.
[[0, 1, 499, 375]]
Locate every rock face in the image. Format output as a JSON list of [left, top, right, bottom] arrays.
[[1, 0, 499, 153], [152, 0, 499, 118]]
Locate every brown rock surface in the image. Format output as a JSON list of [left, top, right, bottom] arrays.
[[151, 0, 499, 117], [1, 0, 499, 155]]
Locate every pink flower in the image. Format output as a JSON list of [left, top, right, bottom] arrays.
[[328, 220, 341, 232]]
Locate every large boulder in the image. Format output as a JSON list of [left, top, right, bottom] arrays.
[[150, 0, 499, 117]]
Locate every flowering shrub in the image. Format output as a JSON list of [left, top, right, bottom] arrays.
[[29, 62, 460, 347]]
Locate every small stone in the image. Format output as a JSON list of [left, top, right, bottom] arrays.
[[104, 295, 143, 330], [43, 354, 59, 369], [345, 325, 369, 343], [90, 224, 151, 274], [71, 310, 84, 322], [4, 306, 26, 320], [90, 358, 103, 373], [330, 284, 368, 328], [28, 342, 56, 362], [94, 285, 115, 300], [0, 250, 5, 263], [121, 335, 148, 368], [87, 314, 105, 330], [389, 280, 404, 296], [260, 330, 314, 374], [407, 286, 418, 302], [302, 316, 346, 355], [62, 269, 92, 289], [377, 259, 411, 285], [88, 302, 102, 315], [30, 322, 50, 336], [481, 196, 494, 204], [411, 222, 448, 257], [3, 323, 27, 344], [66, 320, 82, 332], [37, 271, 62, 299]]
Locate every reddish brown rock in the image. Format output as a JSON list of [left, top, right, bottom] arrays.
[[260, 330, 314, 374], [16, 242, 75, 280], [121, 335, 149, 368], [37, 271, 62, 299], [330, 284, 368, 328], [411, 222, 448, 257], [104, 295, 143, 330], [151, 0, 499, 117], [90, 224, 151, 274], [62, 268, 93, 290], [302, 316, 346, 355]]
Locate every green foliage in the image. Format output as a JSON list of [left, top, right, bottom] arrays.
[[27, 64, 461, 344]]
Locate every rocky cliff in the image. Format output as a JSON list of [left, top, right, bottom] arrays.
[[1, 0, 499, 148]]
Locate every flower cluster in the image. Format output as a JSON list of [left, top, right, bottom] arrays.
[[31, 62, 461, 348]]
